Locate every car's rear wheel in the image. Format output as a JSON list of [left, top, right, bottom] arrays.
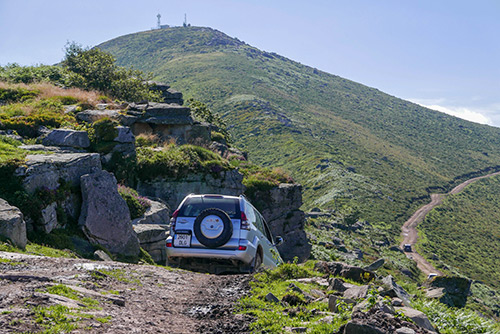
[[193, 208, 233, 248], [251, 252, 262, 273]]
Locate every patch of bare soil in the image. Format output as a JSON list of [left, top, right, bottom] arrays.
[[0, 251, 252, 334]]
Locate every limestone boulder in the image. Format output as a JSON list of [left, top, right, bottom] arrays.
[[114, 126, 135, 143], [42, 129, 90, 148], [0, 199, 27, 248], [79, 170, 140, 257], [18, 153, 101, 193], [140, 103, 193, 125]]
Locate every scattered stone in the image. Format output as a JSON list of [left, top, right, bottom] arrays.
[[328, 295, 356, 313], [265, 293, 280, 303], [0, 198, 27, 248], [282, 294, 306, 306], [309, 289, 325, 299], [344, 322, 384, 334], [314, 261, 375, 283], [79, 170, 140, 257], [343, 285, 370, 300], [42, 129, 90, 148], [318, 315, 334, 324], [392, 298, 403, 306], [288, 327, 307, 333], [94, 250, 113, 261], [396, 327, 416, 334], [364, 258, 385, 271]]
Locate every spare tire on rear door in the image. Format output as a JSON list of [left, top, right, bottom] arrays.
[[194, 208, 233, 248]]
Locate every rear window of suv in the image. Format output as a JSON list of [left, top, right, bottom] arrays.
[[178, 197, 240, 219]]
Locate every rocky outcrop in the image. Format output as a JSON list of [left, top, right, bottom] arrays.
[[42, 129, 90, 148], [249, 183, 311, 262], [123, 103, 211, 145], [76, 110, 121, 123], [133, 224, 168, 264], [137, 170, 245, 210], [0, 199, 27, 248], [79, 170, 140, 257], [17, 153, 102, 193], [424, 276, 471, 308], [147, 82, 184, 105]]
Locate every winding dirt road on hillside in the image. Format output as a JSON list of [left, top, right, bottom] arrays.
[[400, 170, 500, 276]]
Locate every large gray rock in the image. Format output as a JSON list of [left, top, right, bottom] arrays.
[[364, 258, 385, 271], [132, 199, 170, 225], [343, 285, 370, 300], [248, 183, 311, 262], [424, 276, 471, 308], [42, 129, 90, 148], [18, 153, 102, 193], [395, 307, 437, 332], [147, 81, 184, 105], [79, 170, 140, 257], [0, 199, 27, 248], [137, 170, 245, 210], [133, 224, 168, 264], [140, 103, 193, 125]]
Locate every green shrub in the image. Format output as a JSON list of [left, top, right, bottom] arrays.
[[117, 184, 150, 219], [0, 86, 39, 103], [136, 144, 231, 180]]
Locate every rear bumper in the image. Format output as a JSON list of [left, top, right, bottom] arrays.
[[166, 236, 257, 264]]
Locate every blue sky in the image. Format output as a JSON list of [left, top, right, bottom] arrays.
[[1, 0, 499, 126]]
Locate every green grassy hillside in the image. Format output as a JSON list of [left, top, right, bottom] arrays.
[[98, 26, 500, 228]]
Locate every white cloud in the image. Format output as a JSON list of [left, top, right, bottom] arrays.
[[408, 98, 493, 125]]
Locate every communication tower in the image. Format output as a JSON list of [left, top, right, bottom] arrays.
[[157, 14, 161, 29]]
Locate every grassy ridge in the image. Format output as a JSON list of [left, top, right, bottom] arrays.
[[97, 26, 500, 227]]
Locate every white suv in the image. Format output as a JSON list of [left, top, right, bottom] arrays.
[[166, 194, 283, 273]]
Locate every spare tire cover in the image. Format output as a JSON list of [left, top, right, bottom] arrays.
[[194, 208, 233, 248]]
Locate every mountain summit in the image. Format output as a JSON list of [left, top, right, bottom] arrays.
[[98, 26, 500, 225]]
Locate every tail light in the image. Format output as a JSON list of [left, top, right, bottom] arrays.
[[237, 245, 247, 251], [166, 241, 173, 247], [240, 212, 250, 230], [170, 209, 179, 231]]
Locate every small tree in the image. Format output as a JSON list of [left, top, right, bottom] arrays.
[[62, 42, 160, 102]]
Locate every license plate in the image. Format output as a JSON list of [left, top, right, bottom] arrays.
[[174, 234, 191, 247]]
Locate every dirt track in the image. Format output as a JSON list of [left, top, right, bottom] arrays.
[[0, 252, 252, 334], [400, 171, 500, 276]]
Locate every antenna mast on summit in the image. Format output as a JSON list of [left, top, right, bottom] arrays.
[[157, 14, 161, 29], [183, 13, 187, 27]]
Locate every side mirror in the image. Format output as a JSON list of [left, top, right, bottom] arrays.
[[274, 236, 283, 246]]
